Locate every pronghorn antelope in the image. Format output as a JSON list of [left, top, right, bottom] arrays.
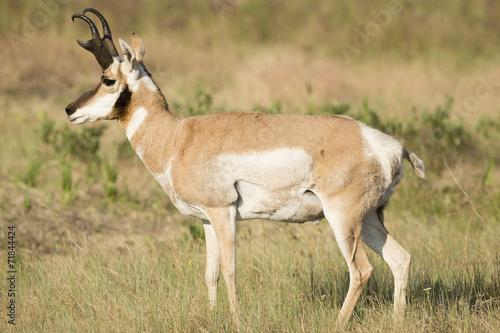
[[66, 8, 425, 324]]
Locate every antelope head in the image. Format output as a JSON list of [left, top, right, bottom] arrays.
[[65, 8, 152, 125]]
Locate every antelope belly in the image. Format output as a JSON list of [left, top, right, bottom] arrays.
[[235, 180, 324, 222]]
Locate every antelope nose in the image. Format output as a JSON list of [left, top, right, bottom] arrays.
[[65, 106, 73, 116]]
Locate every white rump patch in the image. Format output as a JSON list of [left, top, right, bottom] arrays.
[[126, 107, 148, 140], [359, 123, 402, 182]]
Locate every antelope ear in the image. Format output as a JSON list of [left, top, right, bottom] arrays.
[[119, 38, 136, 63], [131, 32, 145, 64]]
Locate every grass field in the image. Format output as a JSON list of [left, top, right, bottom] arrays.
[[1, 1, 500, 332]]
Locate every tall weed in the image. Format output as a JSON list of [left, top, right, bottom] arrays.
[[21, 159, 42, 187], [60, 157, 79, 205], [103, 162, 118, 202]]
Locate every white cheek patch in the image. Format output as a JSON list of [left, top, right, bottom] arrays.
[[126, 107, 148, 140], [69, 89, 121, 124]]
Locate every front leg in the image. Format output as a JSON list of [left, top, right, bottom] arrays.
[[204, 206, 240, 318], [202, 219, 221, 307]]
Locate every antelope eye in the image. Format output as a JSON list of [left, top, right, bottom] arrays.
[[102, 78, 116, 86]]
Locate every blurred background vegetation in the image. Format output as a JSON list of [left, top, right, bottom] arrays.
[[2, 0, 500, 62]]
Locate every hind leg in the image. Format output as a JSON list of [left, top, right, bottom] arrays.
[[323, 203, 374, 323], [362, 210, 411, 319]]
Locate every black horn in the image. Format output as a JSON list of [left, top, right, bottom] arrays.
[[82, 8, 119, 58], [71, 8, 118, 70]]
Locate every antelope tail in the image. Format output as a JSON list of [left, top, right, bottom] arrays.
[[403, 148, 425, 179]]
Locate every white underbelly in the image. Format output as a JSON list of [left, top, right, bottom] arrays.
[[235, 180, 324, 222], [153, 148, 324, 222]]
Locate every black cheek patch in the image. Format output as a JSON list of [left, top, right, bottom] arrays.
[[114, 85, 132, 116]]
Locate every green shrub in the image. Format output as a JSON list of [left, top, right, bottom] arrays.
[[117, 139, 136, 160], [22, 159, 42, 187], [60, 157, 80, 205], [420, 97, 471, 154], [103, 162, 119, 202], [187, 86, 214, 116], [253, 100, 282, 114], [189, 222, 205, 241], [308, 102, 350, 116], [38, 114, 106, 163], [302, 97, 489, 174]]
